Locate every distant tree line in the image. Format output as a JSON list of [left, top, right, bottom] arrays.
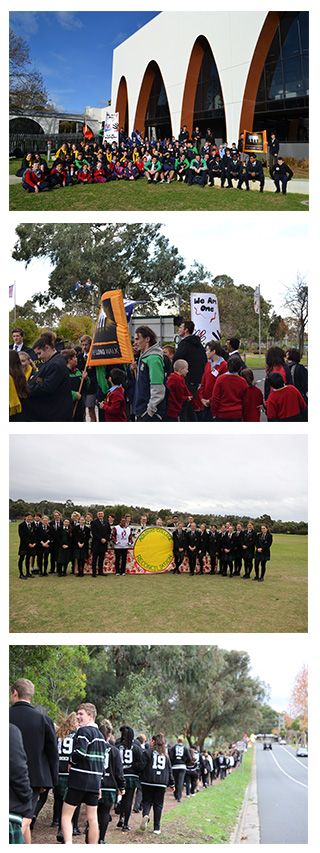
[[9, 499, 308, 535]]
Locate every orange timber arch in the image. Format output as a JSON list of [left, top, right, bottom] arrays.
[[133, 60, 172, 136], [239, 12, 282, 135], [115, 76, 129, 132], [180, 35, 225, 138]]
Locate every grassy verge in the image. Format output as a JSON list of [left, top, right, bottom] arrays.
[[161, 749, 253, 844], [9, 172, 308, 212], [9, 529, 307, 634]]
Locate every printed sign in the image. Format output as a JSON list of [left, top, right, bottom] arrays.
[[243, 130, 267, 153], [104, 111, 119, 145], [134, 527, 174, 573], [190, 292, 220, 346]]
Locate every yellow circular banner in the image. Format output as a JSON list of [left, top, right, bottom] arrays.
[[134, 527, 173, 573]]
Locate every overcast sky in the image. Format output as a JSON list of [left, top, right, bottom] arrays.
[[8, 217, 307, 317], [9, 433, 307, 522], [214, 635, 307, 713]]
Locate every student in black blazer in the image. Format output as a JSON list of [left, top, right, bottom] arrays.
[[37, 516, 53, 576], [49, 511, 63, 573], [242, 522, 257, 578], [197, 524, 209, 574], [9, 678, 58, 844], [73, 516, 90, 576], [208, 525, 220, 574], [91, 512, 111, 577], [18, 514, 37, 579], [254, 525, 273, 581], [234, 524, 244, 575], [222, 526, 237, 577], [172, 523, 186, 573], [185, 523, 200, 576]]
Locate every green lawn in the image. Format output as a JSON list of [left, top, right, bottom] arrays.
[[9, 529, 307, 634], [161, 748, 254, 844], [9, 159, 308, 211]]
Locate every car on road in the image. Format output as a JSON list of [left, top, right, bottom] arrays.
[[263, 742, 272, 750], [279, 739, 287, 744], [296, 747, 308, 757]]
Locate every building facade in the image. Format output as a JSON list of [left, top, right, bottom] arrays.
[[111, 11, 308, 158]]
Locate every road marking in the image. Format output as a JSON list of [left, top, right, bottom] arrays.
[[270, 750, 308, 788], [281, 747, 308, 769]]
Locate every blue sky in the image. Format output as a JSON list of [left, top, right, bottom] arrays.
[[9, 11, 161, 113]]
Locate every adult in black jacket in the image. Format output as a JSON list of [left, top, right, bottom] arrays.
[[254, 525, 273, 581], [270, 157, 293, 194], [234, 524, 244, 575], [9, 723, 33, 844], [90, 512, 111, 577], [218, 525, 227, 573], [98, 722, 125, 843], [185, 523, 200, 575], [197, 524, 209, 574], [56, 519, 72, 576], [18, 514, 37, 579], [242, 522, 257, 578], [140, 733, 174, 834], [24, 333, 73, 422], [173, 320, 206, 420], [9, 678, 58, 845], [225, 337, 247, 370], [240, 155, 264, 192], [269, 132, 280, 170], [208, 525, 220, 574], [115, 726, 145, 831], [172, 523, 186, 573], [169, 738, 191, 802], [285, 348, 308, 403]]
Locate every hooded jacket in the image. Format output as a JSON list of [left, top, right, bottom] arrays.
[[133, 343, 166, 418]]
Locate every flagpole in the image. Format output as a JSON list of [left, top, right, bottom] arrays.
[[92, 287, 95, 336], [258, 285, 261, 366], [14, 280, 16, 322]]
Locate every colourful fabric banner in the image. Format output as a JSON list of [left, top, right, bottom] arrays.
[[134, 527, 174, 573], [87, 289, 134, 366], [190, 292, 220, 346]]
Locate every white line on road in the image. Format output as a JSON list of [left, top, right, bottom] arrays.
[[281, 747, 308, 769], [270, 750, 308, 788]]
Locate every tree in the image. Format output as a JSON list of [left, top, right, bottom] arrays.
[[9, 646, 90, 720], [12, 224, 186, 314], [57, 314, 93, 344], [289, 664, 308, 736], [282, 274, 308, 353], [10, 28, 49, 110]]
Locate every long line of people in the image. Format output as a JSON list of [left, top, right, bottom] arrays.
[[16, 512, 273, 582], [10, 678, 242, 844], [9, 325, 308, 423], [16, 129, 294, 195]]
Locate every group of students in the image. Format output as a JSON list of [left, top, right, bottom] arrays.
[[16, 127, 293, 195], [9, 324, 308, 423], [16, 511, 273, 582], [10, 677, 242, 844]]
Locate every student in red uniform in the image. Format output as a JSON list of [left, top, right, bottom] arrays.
[[241, 368, 264, 422], [99, 369, 127, 422], [198, 341, 228, 421], [211, 356, 248, 421], [22, 160, 50, 193], [76, 163, 93, 184], [50, 162, 73, 187], [166, 360, 193, 421], [266, 373, 307, 421]]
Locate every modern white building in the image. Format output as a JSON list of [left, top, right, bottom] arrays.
[[111, 11, 308, 157]]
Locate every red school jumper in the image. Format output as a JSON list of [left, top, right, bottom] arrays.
[[167, 373, 191, 418], [101, 386, 126, 422], [243, 384, 263, 422], [211, 373, 248, 420], [266, 385, 307, 420]]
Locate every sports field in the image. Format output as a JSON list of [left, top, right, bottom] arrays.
[[9, 528, 307, 634]]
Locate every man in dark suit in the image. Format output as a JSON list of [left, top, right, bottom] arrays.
[[225, 337, 247, 370], [49, 510, 63, 573], [23, 332, 73, 422], [240, 154, 265, 192], [9, 678, 58, 844], [185, 522, 200, 576], [172, 522, 186, 573], [91, 512, 111, 577], [9, 327, 36, 359]]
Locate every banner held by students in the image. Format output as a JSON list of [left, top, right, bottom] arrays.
[[87, 289, 134, 366], [104, 112, 119, 146], [190, 292, 220, 346], [134, 527, 174, 573]]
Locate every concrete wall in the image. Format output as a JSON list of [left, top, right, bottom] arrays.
[[111, 11, 268, 143]]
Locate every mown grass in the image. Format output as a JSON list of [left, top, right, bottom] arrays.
[[9, 528, 307, 634], [9, 165, 308, 211], [160, 749, 254, 844]]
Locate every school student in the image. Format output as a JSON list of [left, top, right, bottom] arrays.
[[172, 522, 186, 573], [211, 356, 248, 421], [73, 516, 90, 577], [266, 372, 307, 421], [61, 703, 106, 844], [241, 368, 264, 422], [99, 369, 127, 422], [140, 733, 175, 835], [97, 722, 125, 843], [18, 514, 37, 579], [168, 738, 191, 802], [111, 518, 133, 575], [242, 522, 257, 579], [254, 525, 273, 582], [37, 516, 53, 576], [166, 359, 192, 421], [115, 726, 145, 832], [56, 519, 72, 577]]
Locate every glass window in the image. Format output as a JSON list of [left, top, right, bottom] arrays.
[[266, 62, 284, 101], [299, 12, 309, 53], [283, 57, 304, 99], [280, 14, 300, 58]]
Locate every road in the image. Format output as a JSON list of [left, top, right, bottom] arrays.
[[255, 743, 308, 843]]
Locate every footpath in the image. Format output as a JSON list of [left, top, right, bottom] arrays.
[[230, 747, 260, 844]]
